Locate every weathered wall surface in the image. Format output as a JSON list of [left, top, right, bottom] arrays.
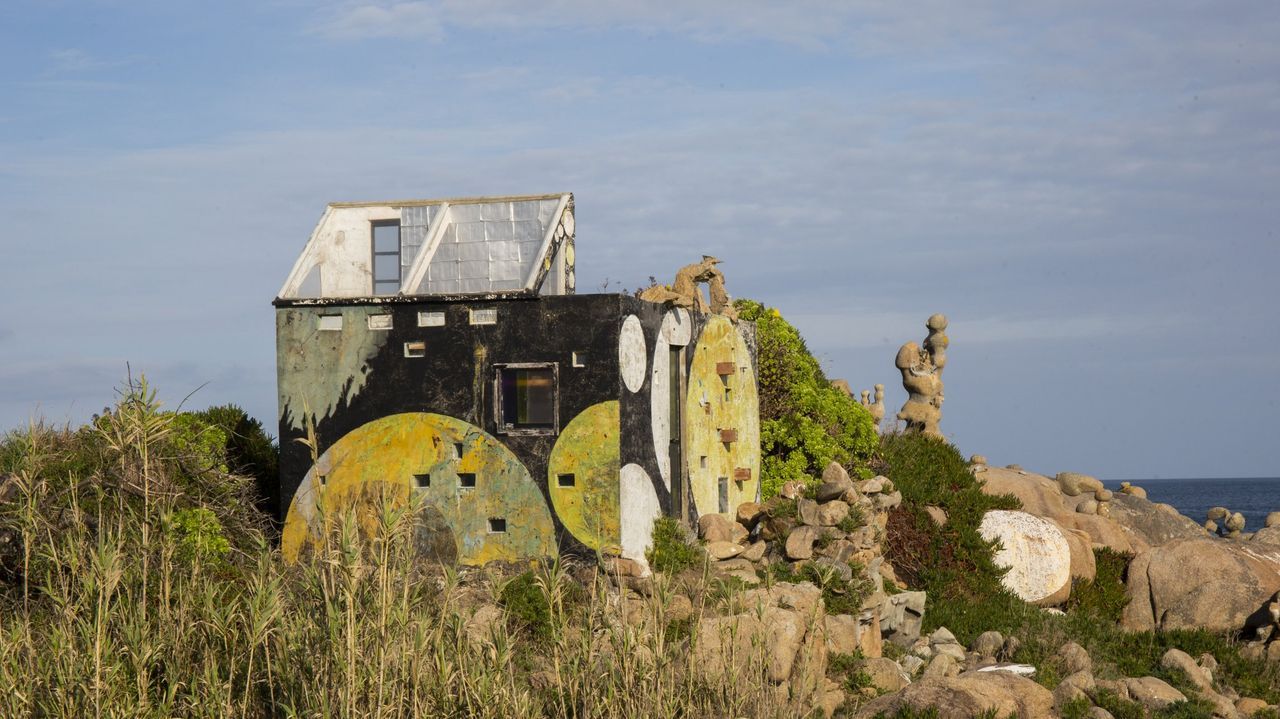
[[276, 293, 758, 567]]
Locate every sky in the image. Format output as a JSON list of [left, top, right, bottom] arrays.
[[1, 1, 1277, 480]]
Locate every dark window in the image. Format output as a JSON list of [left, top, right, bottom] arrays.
[[372, 220, 401, 295], [459, 473, 476, 488], [414, 473, 430, 488], [557, 473, 576, 488], [495, 364, 558, 434], [488, 518, 507, 533], [718, 477, 729, 513], [453, 443, 464, 458]]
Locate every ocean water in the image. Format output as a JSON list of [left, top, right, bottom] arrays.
[[1110, 477, 1280, 533]]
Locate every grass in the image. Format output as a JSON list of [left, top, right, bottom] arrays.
[[0, 379, 797, 719]]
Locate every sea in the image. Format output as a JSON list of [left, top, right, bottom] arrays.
[[1109, 477, 1280, 532]]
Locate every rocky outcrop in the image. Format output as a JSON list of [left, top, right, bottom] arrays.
[[1122, 537, 1280, 632], [854, 670, 1053, 719], [978, 510, 1074, 606], [1106, 493, 1205, 546]]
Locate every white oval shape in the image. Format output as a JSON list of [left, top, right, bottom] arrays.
[[619, 463, 661, 571], [619, 314, 647, 393], [650, 309, 692, 488]]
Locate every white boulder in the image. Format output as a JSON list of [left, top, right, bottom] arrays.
[[978, 510, 1073, 606]]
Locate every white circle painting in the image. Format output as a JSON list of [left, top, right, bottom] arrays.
[[619, 314, 647, 393]]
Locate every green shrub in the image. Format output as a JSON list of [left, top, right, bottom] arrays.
[[876, 431, 1020, 643], [734, 299, 877, 498], [1064, 548, 1131, 622], [499, 570, 553, 639], [168, 507, 231, 564], [646, 516, 705, 574]]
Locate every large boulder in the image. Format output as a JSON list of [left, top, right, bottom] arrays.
[[855, 670, 1054, 719], [1106, 493, 1205, 547], [978, 510, 1073, 606], [1122, 538, 1280, 632], [977, 466, 1139, 554]]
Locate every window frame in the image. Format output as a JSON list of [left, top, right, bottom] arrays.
[[371, 219, 402, 296], [493, 362, 559, 436]]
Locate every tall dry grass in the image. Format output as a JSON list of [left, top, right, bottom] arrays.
[[0, 379, 793, 718]]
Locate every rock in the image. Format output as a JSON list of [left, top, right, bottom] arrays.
[[1268, 512, 1280, 529], [873, 490, 903, 511], [780, 481, 804, 499], [463, 603, 505, 646], [925, 505, 948, 526], [819, 538, 856, 563], [1227, 512, 1247, 533], [1122, 676, 1187, 711], [1122, 537, 1280, 632], [1160, 648, 1213, 693], [1078, 499, 1099, 515], [1052, 519, 1098, 584], [1236, 698, 1269, 716], [1252, 526, 1280, 545], [796, 498, 820, 526], [1059, 641, 1092, 675], [977, 466, 1139, 554], [817, 500, 850, 527], [736, 501, 763, 528], [970, 454, 988, 466], [1107, 492, 1206, 547], [860, 476, 889, 494], [881, 591, 927, 646], [978, 510, 1073, 605], [1088, 707, 1115, 719], [825, 613, 878, 657], [922, 653, 959, 678], [604, 555, 647, 577], [972, 631, 1003, 658], [1208, 507, 1230, 521], [1119, 482, 1148, 499], [1053, 670, 1096, 708], [1095, 488, 1113, 503], [1057, 472, 1104, 497], [854, 671, 1054, 719], [816, 480, 852, 503], [785, 526, 822, 560], [820, 679, 845, 719], [1002, 635, 1021, 660], [821, 461, 852, 485], [1096, 501, 1112, 518], [861, 657, 911, 693], [933, 640, 967, 663], [1205, 520, 1220, 533], [704, 541, 744, 560], [699, 514, 736, 542], [740, 540, 767, 562], [667, 594, 694, 622], [901, 655, 926, 676], [1006, 464, 1022, 470]]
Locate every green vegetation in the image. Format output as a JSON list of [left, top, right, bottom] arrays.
[[734, 299, 878, 498], [1064, 548, 1132, 622], [766, 559, 872, 616], [0, 378, 797, 718], [646, 515, 706, 574]]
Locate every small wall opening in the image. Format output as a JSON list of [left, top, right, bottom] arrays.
[[418, 311, 446, 327], [571, 351, 587, 367], [317, 474, 327, 487], [459, 472, 477, 488], [557, 473, 576, 487], [404, 341, 426, 358], [469, 308, 498, 325], [318, 315, 343, 331], [454, 442, 464, 458], [414, 473, 430, 488], [488, 517, 507, 533], [368, 314, 393, 331], [717, 477, 729, 514]]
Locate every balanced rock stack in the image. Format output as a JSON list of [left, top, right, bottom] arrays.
[[698, 461, 925, 659], [1205, 506, 1248, 538], [1055, 471, 1114, 517]]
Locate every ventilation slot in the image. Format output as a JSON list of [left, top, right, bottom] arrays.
[[557, 473, 576, 488], [459, 473, 476, 488], [488, 518, 507, 533]]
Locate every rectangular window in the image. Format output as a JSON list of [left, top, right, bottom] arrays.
[[717, 477, 729, 514], [495, 363, 558, 434], [488, 518, 507, 533], [469, 308, 498, 325], [404, 341, 426, 358], [571, 351, 587, 367], [453, 442, 464, 458], [368, 314, 393, 331], [459, 472, 476, 488], [418, 311, 446, 327], [372, 220, 401, 295], [557, 473, 576, 487], [414, 473, 430, 488], [318, 315, 343, 331]]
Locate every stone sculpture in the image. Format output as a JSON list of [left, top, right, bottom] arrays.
[[860, 383, 886, 431], [639, 255, 738, 321], [895, 314, 948, 436]]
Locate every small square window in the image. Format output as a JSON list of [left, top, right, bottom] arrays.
[[414, 473, 430, 488], [454, 442, 464, 458], [469, 308, 498, 325], [488, 517, 507, 533], [418, 311, 446, 327], [404, 341, 426, 358], [459, 473, 476, 488], [317, 474, 327, 487], [557, 473, 576, 488], [571, 351, 587, 367], [495, 363, 558, 434], [368, 314, 393, 331], [318, 315, 343, 331]]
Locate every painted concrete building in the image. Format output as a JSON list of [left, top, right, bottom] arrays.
[[274, 193, 760, 567]]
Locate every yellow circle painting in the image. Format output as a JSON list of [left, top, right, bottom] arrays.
[[281, 412, 556, 565], [547, 401, 621, 551]]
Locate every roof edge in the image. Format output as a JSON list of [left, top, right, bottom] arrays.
[[328, 192, 570, 209]]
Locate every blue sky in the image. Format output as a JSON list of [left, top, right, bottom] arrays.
[[2, 1, 1277, 479]]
